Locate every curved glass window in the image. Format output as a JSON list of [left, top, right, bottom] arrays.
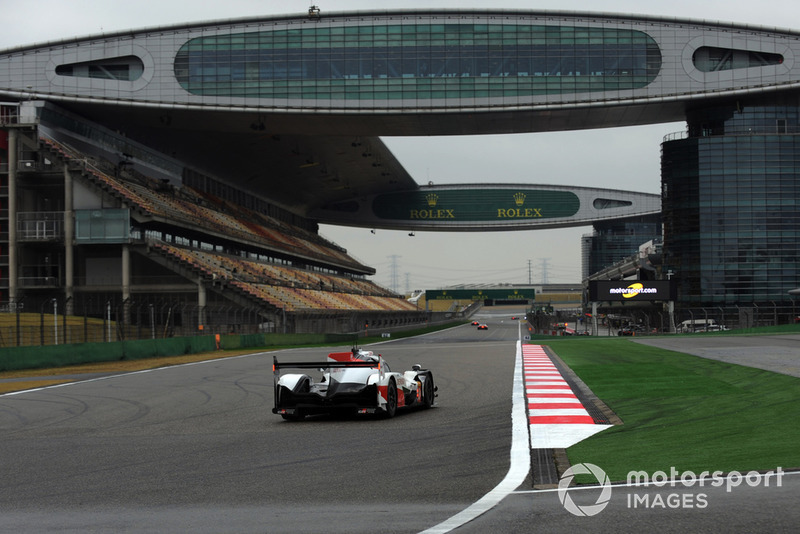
[[594, 198, 633, 209], [693, 47, 783, 72], [174, 23, 661, 100], [55, 56, 144, 81]]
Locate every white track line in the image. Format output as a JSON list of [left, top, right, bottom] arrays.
[[419, 338, 530, 534], [0, 352, 263, 397]]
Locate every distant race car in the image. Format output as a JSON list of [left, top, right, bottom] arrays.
[[471, 320, 480, 325], [272, 349, 437, 421], [477, 324, 489, 330], [617, 325, 645, 336]]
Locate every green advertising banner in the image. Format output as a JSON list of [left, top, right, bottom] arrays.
[[426, 288, 535, 301], [372, 189, 580, 222]]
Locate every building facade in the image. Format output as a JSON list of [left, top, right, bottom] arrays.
[[662, 98, 800, 306], [582, 215, 662, 280]]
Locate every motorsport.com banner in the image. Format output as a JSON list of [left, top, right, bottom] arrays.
[[589, 280, 676, 302]]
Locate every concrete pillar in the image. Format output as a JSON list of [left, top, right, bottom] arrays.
[[7, 129, 17, 305], [197, 282, 207, 331], [63, 165, 74, 314], [121, 245, 131, 330], [121, 245, 130, 301], [667, 301, 675, 333]]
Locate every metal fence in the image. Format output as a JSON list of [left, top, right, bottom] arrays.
[[0, 299, 274, 348], [0, 294, 434, 348], [546, 303, 800, 336]]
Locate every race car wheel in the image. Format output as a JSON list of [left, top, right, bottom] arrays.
[[422, 374, 435, 409], [383, 378, 397, 418]]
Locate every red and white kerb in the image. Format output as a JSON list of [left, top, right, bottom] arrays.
[[523, 344, 611, 449]]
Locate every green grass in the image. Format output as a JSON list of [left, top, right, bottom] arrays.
[[541, 337, 800, 482]]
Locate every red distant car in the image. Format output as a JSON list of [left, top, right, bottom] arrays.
[[471, 320, 480, 325], [477, 324, 488, 330]]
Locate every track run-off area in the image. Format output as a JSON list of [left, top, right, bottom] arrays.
[[1, 306, 799, 533]]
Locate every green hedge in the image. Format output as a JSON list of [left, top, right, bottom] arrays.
[[0, 342, 124, 371], [0, 335, 217, 372]]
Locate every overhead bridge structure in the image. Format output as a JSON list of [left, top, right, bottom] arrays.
[[315, 184, 659, 231], [0, 9, 797, 223], [1, 8, 799, 315]]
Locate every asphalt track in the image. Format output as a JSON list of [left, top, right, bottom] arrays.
[[631, 333, 800, 378], [1, 308, 799, 533], [0, 308, 522, 533]]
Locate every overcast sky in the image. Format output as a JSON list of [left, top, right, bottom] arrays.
[[3, 1, 798, 290]]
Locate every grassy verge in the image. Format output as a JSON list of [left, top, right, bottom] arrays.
[[542, 337, 800, 482]]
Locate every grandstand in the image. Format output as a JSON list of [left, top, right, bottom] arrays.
[[2, 102, 423, 340]]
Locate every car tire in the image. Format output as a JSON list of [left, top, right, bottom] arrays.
[[422, 374, 435, 409], [383, 378, 397, 418]]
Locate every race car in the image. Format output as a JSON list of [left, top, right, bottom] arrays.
[[272, 349, 436, 421], [477, 323, 488, 330], [471, 320, 480, 325]]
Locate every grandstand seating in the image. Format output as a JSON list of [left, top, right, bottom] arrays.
[[150, 242, 415, 313], [41, 135, 368, 272], [39, 134, 415, 316]]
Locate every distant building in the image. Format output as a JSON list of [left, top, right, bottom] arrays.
[[582, 215, 662, 281], [662, 99, 800, 306]]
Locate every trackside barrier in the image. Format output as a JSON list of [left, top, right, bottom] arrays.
[[0, 332, 358, 372], [218, 332, 355, 350], [0, 335, 215, 372], [544, 330, 573, 336], [724, 324, 800, 335]]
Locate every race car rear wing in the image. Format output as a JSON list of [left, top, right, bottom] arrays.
[[272, 355, 384, 381], [272, 356, 380, 369]]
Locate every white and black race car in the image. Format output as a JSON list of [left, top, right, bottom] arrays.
[[272, 349, 436, 421]]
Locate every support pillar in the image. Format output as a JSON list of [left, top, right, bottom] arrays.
[[667, 300, 675, 333], [121, 245, 131, 329], [7, 129, 17, 306], [63, 165, 74, 315], [121, 245, 130, 300], [198, 282, 207, 332]]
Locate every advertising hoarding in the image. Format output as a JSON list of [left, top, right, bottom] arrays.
[[589, 280, 676, 302]]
